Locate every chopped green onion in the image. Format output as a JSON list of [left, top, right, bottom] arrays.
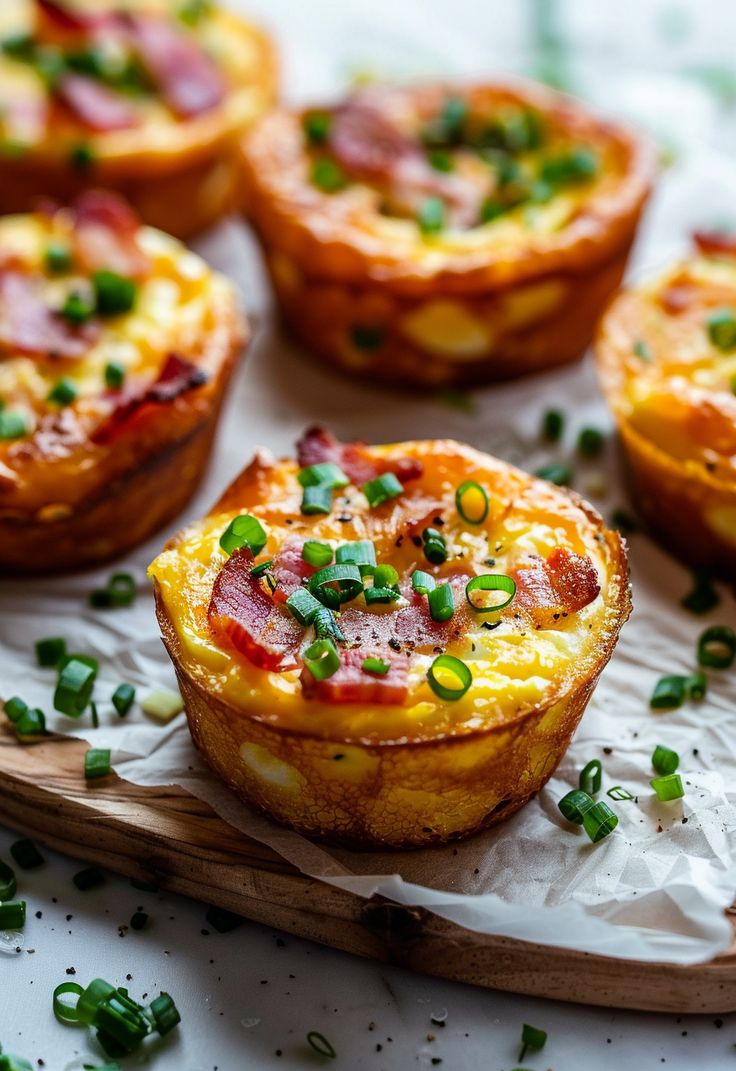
[[10, 838, 44, 869], [364, 586, 400, 605], [312, 606, 345, 643], [89, 572, 136, 609], [422, 527, 448, 565], [285, 587, 323, 626], [141, 689, 183, 723], [53, 981, 85, 1024], [148, 993, 180, 1036], [465, 574, 516, 613], [558, 789, 595, 824], [540, 147, 597, 185], [681, 570, 719, 615], [205, 905, 243, 933], [302, 110, 332, 144], [1, 31, 34, 58], [112, 683, 135, 716], [3, 696, 27, 722], [54, 658, 96, 717], [104, 361, 126, 390], [534, 461, 572, 486], [308, 563, 363, 608], [428, 582, 454, 622], [48, 377, 78, 406], [250, 559, 273, 579], [428, 149, 453, 172], [455, 480, 489, 524], [650, 674, 688, 710], [650, 773, 684, 802], [607, 785, 634, 801], [35, 636, 66, 667], [518, 1023, 548, 1063], [69, 143, 96, 171], [59, 653, 100, 675], [708, 307, 736, 351], [76, 977, 116, 1024], [219, 514, 267, 557], [45, 242, 72, 274], [362, 657, 390, 676], [652, 744, 679, 776], [61, 290, 95, 325], [177, 0, 212, 24], [85, 748, 111, 780], [306, 1032, 336, 1060], [687, 671, 707, 700], [15, 707, 46, 739], [130, 911, 148, 931], [633, 338, 652, 361], [301, 484, 333, 515], [427, 654, 472, 701], [363, 472, 403, 508], [578, 759, 602, 795], [541, 408, 565, 442], [0, 859, 17, 900], [350, 324, 385, 351], [373, 563, 399, 588], [582, 801, 618, 843], [577, 427, 605, 458], [0, 900, 25, 930], [95, 988, 149, 1052], [90, 700, 99, 729], [298, 462, 349, 489], [417, 195, 445, 235], [73, 866, 104, 891], [0, 1052, 34, 1070], [92, 271, 137, 316], [0, 410, 28, 439], [311, 157, 347, 193], [336, 540, 376, 575], [302, 540, 333, 568], [411, 570, 436, 595], [697, 624, 736, 668], [303, 637, 340, 681]]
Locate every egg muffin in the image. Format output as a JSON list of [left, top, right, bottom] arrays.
[[597, 231, 736, 579], [240, 81, 654, 387], [150, 428, 630, 848], [0, 190, 247, 573], [0, 0, 276, 238]]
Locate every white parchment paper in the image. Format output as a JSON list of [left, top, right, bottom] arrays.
[[3, 99, 736, 964]]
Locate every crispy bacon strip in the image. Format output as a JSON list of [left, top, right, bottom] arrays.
[[338, 577, 472, 654], [35, 0, 98, 40], [126, 14, 225, 118], [296, 426, 423, 486], [0, 270, 98, 359], [208, 548, 304, 672], [73, 190, 150, 278], [693, 230, 736, 257], [511, 548, 600, 629], [91, 354, 207, 443], [270, 541, 318, 605], [56, 73, 140, 132], [301, 647, 409, 705]]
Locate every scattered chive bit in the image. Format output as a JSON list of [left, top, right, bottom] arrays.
[[417, 195, 445, 235], [10, 838, 44, 869], [93, 270, 137, 316], [428, 583, 455, 623], [45, 241, 72, 274], [14, 707, 46, 740], [633, 338, 652, 361], [302, 109, 332, 144], [540, 146, 597, 185], [0, 1052, 34, 1071], [681, 570, 720, 614], [112, 683, 135, 716], [607, 785, 634, 801], [129, 911, 148, 931], [455, 480, 489, 524], [687, 670, 707, 700], [303, 637, 341, 681], [422, 526, 447, 565], [427, 654, 472, 701], [54, 657, 96, 717], [69, 142, 96, 171], [84, 747, 111, 780], [177, 0, 212, 26], [298, 462, 349, 489], [104, 360, 126, 390], [306, 1032, 337, 1060], [90, 701, 99, 729], [301, 484, 333, 515], [0, 410, 29, 439], [697, 624, 736, 669], [0, 858, 17, 900], [362, 657, 390, 676], [35, 636, 66, 667], [652, 744, 679, 776], [465, 574, 516, 613], [518, 1023, 548, 1063], [205, 905, 243, 933], [335, 540, 376, 575], [61, 290, 95, 325], [47, 377, 78, 407], [302, 540, 333, 568], [308, 563, 363, 608], [611, 508, 639, 534], [285, 586, 323, 626], [582, 801, 618, 843], [149, 992, 181, 1037], [649, 674, 688, 710], [250, 559, 274, 580], [541, 408, 565, 442], [52, 976, 181, 1054], [0, 900, 26, 930], [73, 866, 104, 891], [219, 514, 268, 556], [707, 307, 736, 351], [412, 569, 436, 595], [576, 426, 605, 458], [557, 789, 595, 824], [650, 773, 685, 802], [349, 323, 385, 351], [534, 461, 571, 486], [141, 689, 184, 723], [89, 571, 137, 609], [363, 472, 403, 508], [311, 157, 347, 193], [4, 696, 28, 722], [578, 758, 602, 795]]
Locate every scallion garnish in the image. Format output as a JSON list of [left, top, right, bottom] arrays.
[[649, 674, 688, 710], [687, 670, 707, 700], [45, 242, 72, 275], [633, 338, 652, 361], [10, 838, 44, 869], [219, 514, 268, 557], [69, 143, 96, 171], [0, 900, 26, 930], [313, 606, 345, 643], [455, 480, 489, 524], [311, 157, 347, 193], [652, 744, 679, 776], [558, 789, 595, 824], [650, 773, 684, 802], [285, 587, 323, 626], [681, 570, 719, 615], [422, 527, 447, 565], [73, 866, 104, 891], [607, 785, 634, 801], [428, 582, 454, 622], [540, 147, 597, 185], [306, 1032, 337, 1060], [104, 360, 126, 390], [0, 410, 29, 439], [577, 426, 605, 458], [427, 654, 472, 701], [364, 586, 400, 606], [84, 748, 111, 780], [61, 290, 95, 325], [47, 377, 78, 407], [362, 657, 390, 676], [301, 484, 333, 515], [465, 574, 515, 613], [250, 560, 274, 579], [141, 689, 183, 722], [582, 801, 618, 843], [303, 637, 340, 681], [363, 472, 403, 508], [518, 1023, 548, 1063], [350, 324, 385, 351], [53, 976, 181, 1054], [298, 462, 349, 489], [35, 636, 66, 667], [697, 624, 736, 669], [53, 980, 86, 1025], [534, 461, 572, 486], [89, 572, 136, 609], [541, 408, 565, 442], [15, 707, 46, 739], [411, 570, 436, 595], [92, 270, 137, 316], [308, 563, 363, 609], [302, 540, 333, 568], [708, 307, 736, 351], [0, 1051, 33, 1071], [334, 541, 376, 578], [149, 992, 181, 1036], [302, 110, 332, 144], [0, 859, 17, 900], [3, 696, 27, 722], [111, 683, 135, 716], [54, 657, 96, 717], [578, 759, 602, 795], [417, 196, 445, 235]]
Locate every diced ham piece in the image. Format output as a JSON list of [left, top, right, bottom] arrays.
[[510, 548, 600, 629], [208, 548, 305, 672], [693, 230, 736, 257], [296, 426, 423, 486], [91, 353, 208, 443], [270, 541, 318, 604], [72, 190, 150, 278], [301, 646, 409, 705], [0, 270, 98, 359], [56, 73, 140, 132], [126, 14, 225, 118]]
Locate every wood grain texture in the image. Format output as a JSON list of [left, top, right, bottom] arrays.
[[1, 727, 734, 1013]]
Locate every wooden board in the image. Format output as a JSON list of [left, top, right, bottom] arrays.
[[1, 727, 735, 1014]]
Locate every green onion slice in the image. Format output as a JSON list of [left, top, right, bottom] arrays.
[[455, 480, 489, 524], [308, 564, 363, 608], [362, 657, 390, 676], [687, 671, 707, 700], [652, 744, 679, 776], [335, 539, 376, 574], [427, 655, 472, 701], [607, 785, 634, 802], [649, 675, 688, 710], [681, 570, 719, 615], [4, 696, 27, 723], [104, 360, 126, 390], [465, 574, 516, 613], [54, 658, 96, 717], [577, 426, 605, 458], [301, 484, 333, 515], [364, 586, 400, 605], [582, 801, 619, 843], [578, 759, 602, 796], [708, 307, 736, 352], [92, 270, 137, 316], [250, 559, 274, 579], [302, 540, 333, 568], [428, 582, 455, 622], [35, 636, 66, 667], [303, 637, 340, 681], [219, 514, 267, 557], [0, 900, 25, 930], [10, 838, 43, 869], [363, 472, 403, 508], [557, 789, 595, 824], [85, 748, 111, 780], [0, 410, 29, 439], [53, 981, 85, 1025], [306, 1032, 336, 1059], [89, 572, 137, 609], [0, 859, 17, 901], [412, 570, 436, 595], [312, 606, 345, 643], [697, 624, 736, 669], [518, 1023, 548, 1063], [285, 587, 323, 626], [372, 563, 399, 588], [541, 408, 565, 442], [76, 978, 116, 1025], [651, 773, 684, 802], [298, 462, 349, 489], [534, 461, 572, 486], [112, 683, 135, 716], [15, 707, 46, 739], [149, 992, 181, 1036]]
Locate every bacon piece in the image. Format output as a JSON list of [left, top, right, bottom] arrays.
[[659, 284, 695, 315], [56, 73, 139, 132], [126, 14, 225, 118], [301, 646, 409, 705], [35, 0, 96, 40], [0, 270, 98, 359], [330, 102, 422, 184], [296, 426, 423, 486], [693, 230, 736, 257], [72, 190, 150, 278], [511, 548, 600, 630], [270, 541, 318, 605], [91, 354, 207, 443], [208, 548, 304, 672], [338, 577, 472, 654]]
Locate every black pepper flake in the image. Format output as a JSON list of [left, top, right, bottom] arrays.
[[395, 534, 404, 547], [65, 967, 76, 975], [411, 535, 423, 547], [388, 638, 402, 652], [603, 747, 613, 755]]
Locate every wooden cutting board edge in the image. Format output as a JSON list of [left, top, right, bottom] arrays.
[[1, 729, 734, 1014]]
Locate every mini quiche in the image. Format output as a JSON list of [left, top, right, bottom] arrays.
[[150, 428, 631, 848], [597, 231, 736, 579], [240, 81, 654, 387], [0, 190, 247, 573], [0, 0, 276, 238]]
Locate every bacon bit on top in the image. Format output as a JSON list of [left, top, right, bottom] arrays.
[[56, 72, 140, 132], [296, 425, 423, 486], [0, 270, 98, 359], [511, 548, 600, 630], [301, 646, 409, 705], [91, 353, 207, 444], [126, 14, 226, 118], [693, 230, 736, 258], [269, 542, 319, 604], [72, 190, 150, 278]]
